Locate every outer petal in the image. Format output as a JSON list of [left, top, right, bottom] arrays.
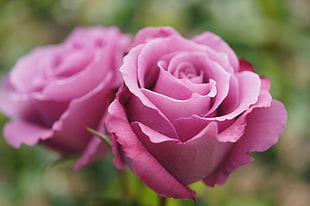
[[44, 75, 114, 154], [204, 100, 287, 186], [192, 32, 239, 71], [132, 121, 233, 185], [3, 121, 53, 148], [9, 47, 54, 92], [65, 26, 131, 89], [41, 51, 111, 100], [130, 26, 181, 49], [107, 98, 197, 200], [0, 76, 39, 119]]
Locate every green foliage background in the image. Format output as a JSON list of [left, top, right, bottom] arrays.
[[0, 0, 309, 205]]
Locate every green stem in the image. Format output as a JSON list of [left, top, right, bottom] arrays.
[[119, 169, 129, 202], [85, 127, 112, 147], [159, 196, 167, 206]]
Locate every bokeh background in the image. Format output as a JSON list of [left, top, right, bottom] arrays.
[[0, 0, 309, 205]]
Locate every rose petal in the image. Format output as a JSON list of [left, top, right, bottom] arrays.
[[153, 65, 212, 99], [204, 100, 287, 186], [193, 32, 239, 71], [41, 52, 112, 100], [142, 89, 212, 129], [45, 76, 114, 154], [208, 71, 261, 120], [123, 87, 179, 139], [9, 47, 55, 92], [132, 121, 232, 185], [130, 26, 181, 49], [107, 98, 197, 200], [136, 36, 207, 89], [3, 121, 53, 148]]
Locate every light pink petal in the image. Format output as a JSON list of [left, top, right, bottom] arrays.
[[238, 58, 271, 91], [107, 98, 197, 200], [9, 47, 55, 92], [0, 76, 69, 129], [208, 71, 261, 120], [136, 36, 207, 89], [193, 32, 239, 71], [132, 121, 232, 185], [153, 65, 211, 99], [47, 48, 94, 78], [142, 89, 212, 127], [3, 121, 53, 148], [130, 26, 181, 49], [30, 98, 69, 128], [44, 78, 114, 154], [41, 52, 113, 100], [65, 26, 131, 49], [65, 26, 131, 89], [216, 75, 239, 115], [123, 87, 178, 139], [204, 100, 287, 186], [216, 88, 272, 143], [0, 76, 36, 119], [177, 86, 272, 143]]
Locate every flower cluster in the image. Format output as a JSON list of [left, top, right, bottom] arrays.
[[0, 26, 287, 200]]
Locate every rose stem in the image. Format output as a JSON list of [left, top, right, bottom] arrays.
[[159, 196, 167, 206], [119, 169, 129, 202]]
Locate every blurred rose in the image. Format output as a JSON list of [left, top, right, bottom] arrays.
[[0, 26, 130, 169], [107, 27, 287, 199]]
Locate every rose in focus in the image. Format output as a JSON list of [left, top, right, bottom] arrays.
[[0, 27, 130, 169], [107, 27, 287, 199]]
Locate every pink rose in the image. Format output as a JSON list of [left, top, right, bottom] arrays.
[[0, 26, 130, 169], [107, 27, 287, 200]]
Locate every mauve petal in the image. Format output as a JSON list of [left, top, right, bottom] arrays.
[[192, 32, 239, 71], [3, 121, 53, 148], [239, 58, 255, 72], [48, 48, 94, 78], [177, 86, 272, 143], [0, 76, 29, 118], [29, 97, 69, 127], [120, 44, 148, 98], [66, 26, 130, 48], [132, 121, 232, 185], [123, 87, 178, 139], [142, 88, 211, 127], [217, 75, 239, 115], [45, 76, 114, 154], [239, 58, 271, 91], [204, 100, 287, 186], [208, 71, 261, 120], [107, 99, 197, 200], [65, 26, 130, 89], [130, 26, 181, 49], [136, 37, 207, 89], [41, 52, 112, 100], [9, 47, 55, 92], [153, 65, 208, 99], [205, 63, 231, 116]]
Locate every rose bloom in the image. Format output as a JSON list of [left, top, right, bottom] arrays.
[[0, 26, 130, 169], [107, 27, 287, 200]]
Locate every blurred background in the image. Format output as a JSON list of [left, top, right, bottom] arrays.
[[0, 0, 309, 205]]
